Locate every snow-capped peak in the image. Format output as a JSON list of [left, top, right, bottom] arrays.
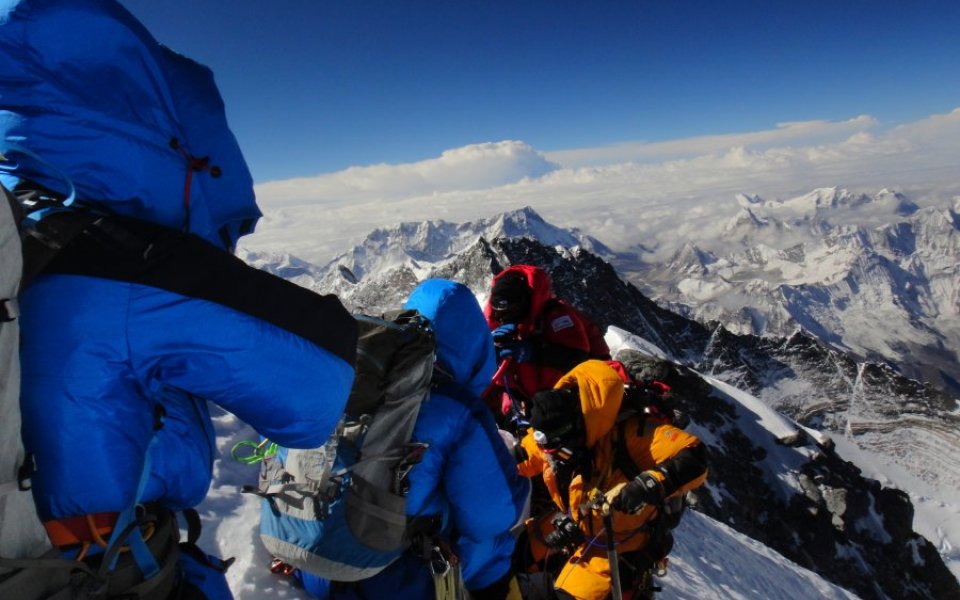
[[315, 206, 613, 287]]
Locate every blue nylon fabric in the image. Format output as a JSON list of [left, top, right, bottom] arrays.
[[178, 550, 233, 600], [403, 280, 529, 590], [0, 0, 260, 249], [300, 280, 528, 596], [404, 278, 497, 398], [259, 500, 400, 572], [296, 552, 435, 600], [19, 275, 355, 519], [3, 0, 356, 526]]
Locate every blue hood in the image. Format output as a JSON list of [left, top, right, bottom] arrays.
[[404, 279, 496, 398], [0, 0, 260, 249]]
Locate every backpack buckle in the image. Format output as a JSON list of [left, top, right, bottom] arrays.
[[1, 298, 18, 322], [392, 442, 429, 495]]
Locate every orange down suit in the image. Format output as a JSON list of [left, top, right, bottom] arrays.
[[517, 361, 708, 600]]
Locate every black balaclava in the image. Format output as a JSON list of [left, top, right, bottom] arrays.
[[490, 272, 532, 324], [529, 387, 584, 451]]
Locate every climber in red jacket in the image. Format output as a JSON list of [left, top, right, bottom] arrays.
[[483, 264, 610, 431]]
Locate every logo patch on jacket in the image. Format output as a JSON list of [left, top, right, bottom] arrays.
[[550, 315, 575, 332]]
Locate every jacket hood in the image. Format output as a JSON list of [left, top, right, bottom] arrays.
[[484, 264, 554, 333], [554, 360, 624, 448], [0, 0, 260, 250], [404, 279, 496, 398]]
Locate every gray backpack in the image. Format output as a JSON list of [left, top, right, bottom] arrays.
[[1, 182, 186, 600], [249, 309, 440, 581], [0, 182, 71, 598]]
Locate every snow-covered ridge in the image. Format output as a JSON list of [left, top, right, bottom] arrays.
[[320, 204, 615, 278], [238, 205, 614, 311]]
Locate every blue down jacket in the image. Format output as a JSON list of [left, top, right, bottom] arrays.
[[300, 279, 530, 597], [0, 0, 357, 523]]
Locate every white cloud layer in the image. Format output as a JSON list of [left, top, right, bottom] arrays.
[[244, 109, 960, 265], [544, 114, 880, 167], [255, 140, 558, 208]]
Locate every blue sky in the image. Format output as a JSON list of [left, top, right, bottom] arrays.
[[118, 0, 960, 184]]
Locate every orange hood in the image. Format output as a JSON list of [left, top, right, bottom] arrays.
[[554, 360, 624, 448]]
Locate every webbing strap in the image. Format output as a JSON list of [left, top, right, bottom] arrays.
[[103, 414, 162, 578], [245, 447, 412, 498], [104, 468, 158, 578], [243, 480, 324, 498]]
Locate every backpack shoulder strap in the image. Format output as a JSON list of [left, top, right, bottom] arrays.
[[2, 181, 98, 293], [613, 418, 643, 481]]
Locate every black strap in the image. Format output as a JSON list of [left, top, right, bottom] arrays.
[[182, 508, 203, 546], [613, 419, 643, 481], [178, 507, 235, 573], [42, 213, 357, 365], [406, 514, 443, 546], [1, 180, 24, 224], [20, 210, 99, 292], [3, 181, 100, 293]]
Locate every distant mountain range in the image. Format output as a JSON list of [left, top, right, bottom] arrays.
[[238, 199, 960, 599], [633, 187, 960, 398]]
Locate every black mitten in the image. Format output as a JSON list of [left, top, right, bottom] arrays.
[[611, 472, 664, 514]]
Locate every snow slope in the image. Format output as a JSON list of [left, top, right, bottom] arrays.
[[198, 408, 863, 599]]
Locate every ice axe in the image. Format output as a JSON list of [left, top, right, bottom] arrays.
[[602, 500, 624, 600], [585, 491, 623, 600]]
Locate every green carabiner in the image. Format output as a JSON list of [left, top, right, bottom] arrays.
[[231, 439, 277, 464]]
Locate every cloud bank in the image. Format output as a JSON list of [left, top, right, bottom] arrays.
[[244, 109, 960, 265], [255, 140, 558, 208]]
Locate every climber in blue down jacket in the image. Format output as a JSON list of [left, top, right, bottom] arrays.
[[0, 0, 357, 597], [297, 279, 531, 600]]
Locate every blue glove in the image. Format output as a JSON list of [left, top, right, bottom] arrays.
[[492, 323, 533, 362], [498, 340, 533, 363], [491, 323, 519, 343]]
